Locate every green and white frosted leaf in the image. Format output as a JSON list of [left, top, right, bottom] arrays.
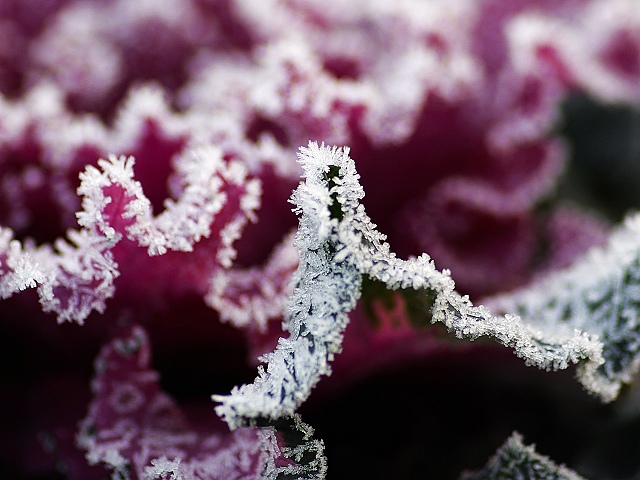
[[214, 145, 362, 429], [460, 432, 587, 480], [215, 142, 609, 431], [488, 214, 640, 402]]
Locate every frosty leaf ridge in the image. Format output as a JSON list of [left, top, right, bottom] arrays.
[[460, 432, 587, 480], [488, 213, 640, 402], [0, 220, 119, 325], [215, 142, 606, 431], [77, 145, 259, 260], [214, 144, 363, 429], [0, 144, 260, 324]]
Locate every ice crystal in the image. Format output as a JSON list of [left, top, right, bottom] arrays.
[[143, 457, 183, 480], [0, 220, 118, 324]]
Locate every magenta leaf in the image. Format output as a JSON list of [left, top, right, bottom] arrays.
[[77, 323, 270, 480], [3, 1, 640, 479]]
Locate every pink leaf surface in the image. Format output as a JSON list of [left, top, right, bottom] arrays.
[[77, 323, 268, 480]]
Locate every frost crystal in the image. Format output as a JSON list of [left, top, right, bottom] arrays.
[[0, 221, 118, 325], [215, 142, 609, 431], [0, 227, 45, 297], [460, 432, 587, 480], [259, 415, 327, 480], [143, 457, 183, 480]]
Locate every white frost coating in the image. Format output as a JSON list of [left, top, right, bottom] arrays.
[[460, 432, 587, 480], [215, 142, 607, 431], [488, 213, 640, 402], [0, 143, 260, 325], [0, 228, 45, 298], [0, 224, 118, 325], [214, 144, 363, 429], [259, 414, 327, 480], [42, 229, 119, 324], [207, 231, 298, 331], [251, 37, 376, 147], [77, 146, 259, 257], [319, 142, 604, 391], [143, 457, 183, 480]]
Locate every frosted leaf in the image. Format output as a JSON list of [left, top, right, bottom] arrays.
[[487, 213, 640, 402], [21, 0, 214, 112], [460, 432, 587, 480], [214, 144, 362, 430], [213, 142, 611, 429], [250, 37, 375, 147], [0, 222, 118, 325], [0, 139, 260, 324], [30, 5, 123, 103], [41, 229, 119, 324], [506, 0, 640, 103], [76, 146, 255, 257], [215, 142, 606, 432], [311, 145, 603, 387], [77, 324, 270, 480]]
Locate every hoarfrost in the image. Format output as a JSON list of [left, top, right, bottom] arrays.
[[0, 143, 260, 325], [488, 213, 640, 402], [260, 415, 327, 480], [77, 146, 255, 257], [215, 142, 609, 432]]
